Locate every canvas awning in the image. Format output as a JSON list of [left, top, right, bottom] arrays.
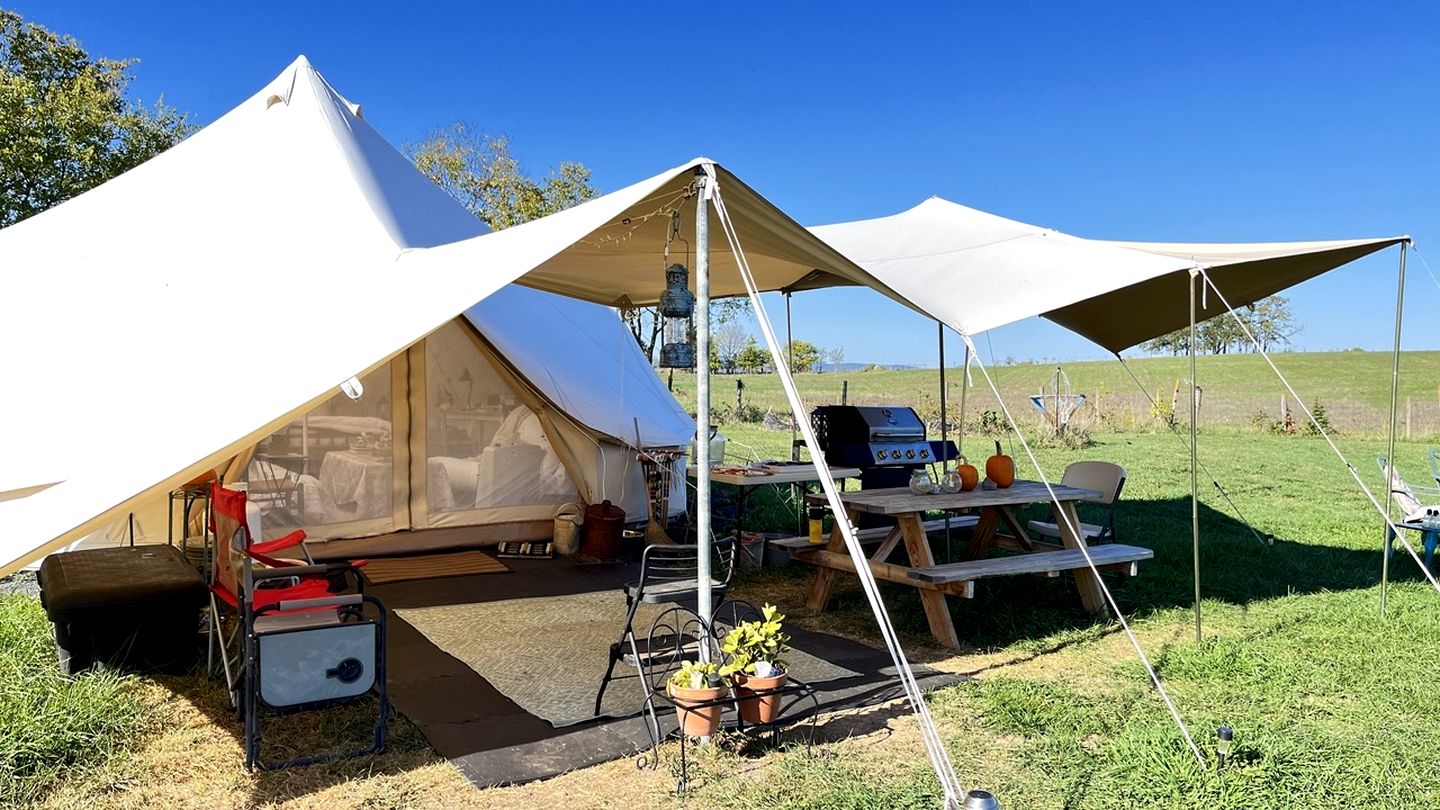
[[812, 197, 1407, 352]]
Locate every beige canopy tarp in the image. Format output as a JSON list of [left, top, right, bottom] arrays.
[[811, 197, 1407, 352]]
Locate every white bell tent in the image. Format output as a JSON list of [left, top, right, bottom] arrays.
[[0, 56, 896, 573]]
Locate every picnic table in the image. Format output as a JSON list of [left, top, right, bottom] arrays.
[[687, 463, 862, 563], [795, 480, 1152, 649]]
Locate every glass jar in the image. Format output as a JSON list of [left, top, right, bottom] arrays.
[[940, 468, 963, 494], [908, 469, 935, 495]]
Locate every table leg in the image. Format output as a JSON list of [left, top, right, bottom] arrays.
[[1057, 501, 1106, 615], [964, 507, 1003, 560], [805, 506, 859, 613], [898, 514, 960, 649], [997, 506, 1035, 551]]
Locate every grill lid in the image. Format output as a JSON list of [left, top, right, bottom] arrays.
[[812, 405, 926, 448]]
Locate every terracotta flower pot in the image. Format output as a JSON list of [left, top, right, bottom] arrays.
[[732, 670, 788, 725], [669, 683, 726, 737]]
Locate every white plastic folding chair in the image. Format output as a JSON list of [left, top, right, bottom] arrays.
[[1027, 461, 1127, 544]]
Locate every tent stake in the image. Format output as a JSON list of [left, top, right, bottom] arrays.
[[1190, 268, 1202, 643], [1381, 242, 1408, 617], [694, 172, 714, 644]]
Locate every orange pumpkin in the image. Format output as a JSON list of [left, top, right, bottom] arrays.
[[986, 441, 1015, 488], [955, 458, 979, 491]]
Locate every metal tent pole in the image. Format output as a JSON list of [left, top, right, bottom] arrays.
[[939, 322, 950, 561], [1190, 268, 1202, 643], [787, 291, 797, 460], [694, 173, 714, 642], [959, 344, 970, 459], [1382, 241, 1408, 617]]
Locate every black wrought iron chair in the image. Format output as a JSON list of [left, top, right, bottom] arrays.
[[593, 538, 737, 715]]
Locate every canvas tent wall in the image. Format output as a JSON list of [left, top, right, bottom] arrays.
[[64, 284, 692, 555]]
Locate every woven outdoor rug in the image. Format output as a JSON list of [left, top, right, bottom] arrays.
[[396, 590, 860, 728], [360, 551, 509, 585]]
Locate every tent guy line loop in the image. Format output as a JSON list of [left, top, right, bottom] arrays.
[[1196, 268, 1440, 597], [1111, 354, 1271, 548], [958, 334, 1208, 769], [706, 170, 965, 805]]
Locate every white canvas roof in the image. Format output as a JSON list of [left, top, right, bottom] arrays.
[[812, 197, 1407, 352], [0, 57, 881, 574]]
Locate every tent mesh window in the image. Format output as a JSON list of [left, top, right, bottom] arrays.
[[425, 321, 578, 514]]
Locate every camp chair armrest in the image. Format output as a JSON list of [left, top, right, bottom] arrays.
[[251, 530, 308, 556], [270, 594, 364, 613], [252, 563, 346, 581]]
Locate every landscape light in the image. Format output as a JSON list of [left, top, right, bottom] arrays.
[[961, 789, 1000, 810], [658, 262, 696, 368], [1216, 726, 1233, 770]]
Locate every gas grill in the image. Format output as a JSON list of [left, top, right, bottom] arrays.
[[811, 405, 957, 495]]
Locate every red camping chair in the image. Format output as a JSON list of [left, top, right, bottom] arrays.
[[206, 483, 387, 770]]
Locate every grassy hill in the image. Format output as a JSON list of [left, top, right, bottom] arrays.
[[665, 350, 1440, 439]]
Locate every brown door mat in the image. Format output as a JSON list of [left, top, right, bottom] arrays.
[[359, 551, 510, 585]]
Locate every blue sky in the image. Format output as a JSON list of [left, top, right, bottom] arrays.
[[15, 1, 1440, 366]]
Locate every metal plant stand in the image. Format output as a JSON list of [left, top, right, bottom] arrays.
[[629, 601, 822, 795]]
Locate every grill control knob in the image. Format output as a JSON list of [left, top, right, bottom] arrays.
[[906, 449, 916, 459], [920, 449, 930, 458], [876, 450, 887, 460]]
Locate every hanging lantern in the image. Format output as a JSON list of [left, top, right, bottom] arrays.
[[658, 262, 696, 368]]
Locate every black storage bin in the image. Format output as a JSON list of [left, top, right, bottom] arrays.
[[38, 545, 208, 675]]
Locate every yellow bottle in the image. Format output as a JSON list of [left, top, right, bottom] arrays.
[[808, 506, 825, 545]]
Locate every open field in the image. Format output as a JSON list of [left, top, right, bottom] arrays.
[[668, 350, 1440, 439], [8, 423, 1440, 808]]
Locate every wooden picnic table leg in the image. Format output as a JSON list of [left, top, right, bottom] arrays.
[[997, 506, 1035, 551], [1056, 501, 1107, 615], [898, 513, 961, 649], [964, 506, 1003, 561], [804, 506, 860, 613]]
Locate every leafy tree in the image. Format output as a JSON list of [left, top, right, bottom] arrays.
[[406, 123, 596, 230], [1140, 295, 1298, 355], [786, 339, 822, 373], [1, 9, 192, 227], [736, 337, 770, 374], [823, 345, 845, 371]]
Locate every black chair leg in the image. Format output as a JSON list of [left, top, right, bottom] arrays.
[[595, 596, 642, 715]]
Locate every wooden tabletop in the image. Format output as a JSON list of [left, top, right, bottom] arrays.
[[687, 464, 863, 487], [804, 479, 1103, 515]]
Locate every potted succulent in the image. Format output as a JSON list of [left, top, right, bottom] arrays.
[[720, 604, 792, 725], [667, 660, 726, 737]]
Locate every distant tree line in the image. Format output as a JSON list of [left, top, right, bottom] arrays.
[[1142, 295, 1299, 355], [709, 327, 843, 374]]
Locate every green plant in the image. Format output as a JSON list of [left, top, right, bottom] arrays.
[[669, 660, 723, 691], [1305, 399, 1335, 436], [720, 604, 792, 677]]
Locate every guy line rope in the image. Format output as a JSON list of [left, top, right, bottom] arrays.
[[706, 169, 965, 805], [1197, 266, 1440, 597]]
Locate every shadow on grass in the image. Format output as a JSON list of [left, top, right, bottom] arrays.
[[735, 495, 1403, 656]]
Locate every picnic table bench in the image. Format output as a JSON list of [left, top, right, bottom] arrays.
[[790, 480, 1152, 649]]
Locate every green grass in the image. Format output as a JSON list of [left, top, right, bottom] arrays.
[[692, 428, 1440, 809], [0, 595, 146, 807], [673, 349, 1440, 437]]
